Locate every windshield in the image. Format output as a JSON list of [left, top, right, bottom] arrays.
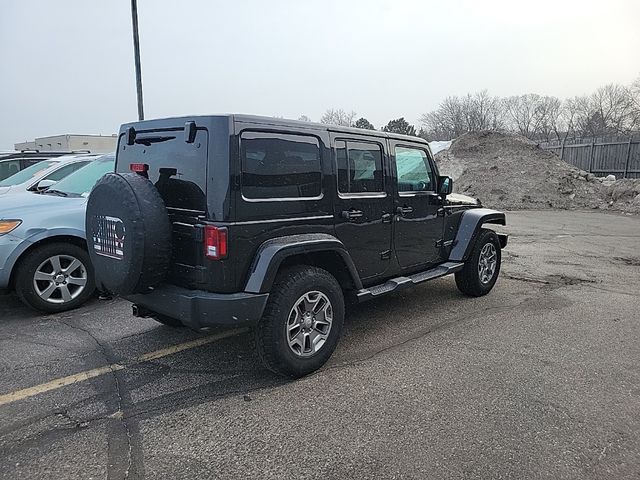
[[0, 160, 56, 186], [47, 156, 115, 197]]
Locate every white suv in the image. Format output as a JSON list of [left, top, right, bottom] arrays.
[[0, 154, 101, 197]]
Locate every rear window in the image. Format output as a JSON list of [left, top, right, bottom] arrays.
[[0, 160, 22, 181], [117, 129, 208, 212], [0, 160, 56, 186], [240, 132, 322, 200]]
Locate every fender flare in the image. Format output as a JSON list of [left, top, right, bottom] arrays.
[[448, 208, 507, 262], [244, 233, 363, 294]]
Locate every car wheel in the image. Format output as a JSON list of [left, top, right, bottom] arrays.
[[255, 265, 344, 378], [15, 243, 96, 313], [455, 229, 501, 297]]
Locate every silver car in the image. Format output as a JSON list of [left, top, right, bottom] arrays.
[[0, 154, 100, 197], [0, 154, 115, 312]]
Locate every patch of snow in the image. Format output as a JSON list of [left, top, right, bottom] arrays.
[[429, 141, 452, 155]]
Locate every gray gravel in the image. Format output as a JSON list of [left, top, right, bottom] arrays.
[[1, 210, 639, 479]]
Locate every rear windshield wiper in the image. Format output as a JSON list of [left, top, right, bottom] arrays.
[[134, 135, 175, 146]]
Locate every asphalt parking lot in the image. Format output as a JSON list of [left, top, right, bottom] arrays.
[[1, 210, 639, 480]]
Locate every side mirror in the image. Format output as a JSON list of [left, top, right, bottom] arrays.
[[36, 179, 57, 191], [438, 176, 453, 196]]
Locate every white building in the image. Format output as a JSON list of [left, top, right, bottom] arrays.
[[15, 134, 117, 153]]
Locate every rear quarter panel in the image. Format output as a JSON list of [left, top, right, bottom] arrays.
[[227, 121, 336, 293]]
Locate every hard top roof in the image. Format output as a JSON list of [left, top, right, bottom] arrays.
[[121, 114, 429, 145]]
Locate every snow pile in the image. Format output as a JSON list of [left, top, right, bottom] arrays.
[[428, 140, 452, 155], [434, 131, 640, 214]]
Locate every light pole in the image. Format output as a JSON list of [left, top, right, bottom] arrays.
[[130, 0, 144, 121]]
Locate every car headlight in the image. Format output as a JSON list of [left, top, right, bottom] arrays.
[[0, 220, 22, 235]]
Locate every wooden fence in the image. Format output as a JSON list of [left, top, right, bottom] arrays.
[[539, 137, 640, 179]]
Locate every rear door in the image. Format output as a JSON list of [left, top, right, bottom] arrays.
[[390, 142, 444, 269], [116, 127, 209, 286], [331, 134, 393, 282]]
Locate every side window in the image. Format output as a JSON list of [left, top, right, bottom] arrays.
[[0, 160, 21, 180], [241, 132, 322, 200], [395, 146, 434, 192], [336, 140, 384, 194], [44, 162, 90, 182]]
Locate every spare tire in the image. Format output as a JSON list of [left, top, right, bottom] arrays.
[[86, 172, 172, 295]]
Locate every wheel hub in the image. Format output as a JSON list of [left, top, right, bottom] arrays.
[[286, 291, 333, 357], [33, 254, 88, 304], [478, 243, 497, 284]]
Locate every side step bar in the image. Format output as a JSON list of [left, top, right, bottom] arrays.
[[356, 261, 465, 303]]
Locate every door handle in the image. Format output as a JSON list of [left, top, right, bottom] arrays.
[[341, 209, 364, 221], [381, 213, 392, 223], [396, 206, 414, 216]]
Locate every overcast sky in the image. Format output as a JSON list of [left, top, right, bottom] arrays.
[[1, 0, 639, 149]]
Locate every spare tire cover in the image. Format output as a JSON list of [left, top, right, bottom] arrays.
[[86, 172, 172, 295]]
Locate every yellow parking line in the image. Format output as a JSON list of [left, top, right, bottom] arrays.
[[136, 331, 244, 362], [0, 328, 246, 407]]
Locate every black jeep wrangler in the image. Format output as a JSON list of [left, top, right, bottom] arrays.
[[86, 115, 507, 377]]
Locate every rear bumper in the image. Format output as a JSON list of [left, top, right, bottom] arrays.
[[126, 285, 269, 330]]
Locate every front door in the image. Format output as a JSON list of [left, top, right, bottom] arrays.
[[332, 136, 393, 282], [391, 142, 444, 269]]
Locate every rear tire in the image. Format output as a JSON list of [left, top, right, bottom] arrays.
[[455, 229, 501, 297], [255, 265, 344, 378], [15, 243, 96, 313]]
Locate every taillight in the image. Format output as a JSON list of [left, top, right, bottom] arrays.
[[203, 226, 228, 260], [130, 163, 149, 174]]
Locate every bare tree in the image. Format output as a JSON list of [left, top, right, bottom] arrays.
[[415, 77, 640, 141], [420, 96, 466, 139], [462, 90, 504, 132], [319, 109, 357, 127], [420, 91, 504, 140], [558, 96, 583, 141], [503, 94, 547, 139], [588, 84, 635, 135], [536, 96, 563, 142], [298, 115, 311, 122], [630, 77, 640, 131]]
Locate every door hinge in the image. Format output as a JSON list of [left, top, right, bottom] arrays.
[[435, 239, 454, 248], [380, 250, 391, 260]]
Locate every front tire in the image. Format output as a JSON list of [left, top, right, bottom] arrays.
[[15, 243, 96, 313], [255, 265, 344, 378], [455, 229, 501, 297]]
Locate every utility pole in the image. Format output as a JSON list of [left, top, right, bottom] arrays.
[[130, 0, 144, 120]]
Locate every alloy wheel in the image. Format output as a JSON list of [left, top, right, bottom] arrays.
[[33, 254, 88, 304], [286, 291, 333, 357], [478, 243, 497, 284]]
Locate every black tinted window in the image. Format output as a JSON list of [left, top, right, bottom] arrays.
[[336, 140, 384, 194], [241, 132, 321, 199], [118, 129, 208, 212]]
